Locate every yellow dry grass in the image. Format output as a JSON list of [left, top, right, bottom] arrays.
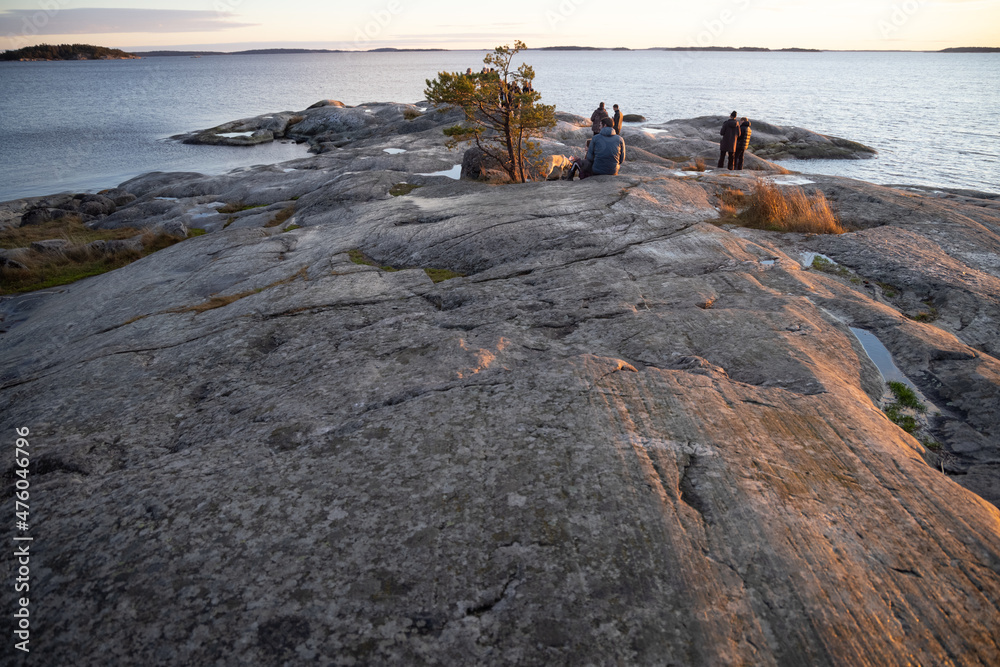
[[737, 178, 845, 234]]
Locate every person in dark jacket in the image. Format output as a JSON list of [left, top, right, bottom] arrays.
[[612, 104, 624, 136], [718, 111, 740, 170], [586, 117, 626, 176], [734, 117, 752, 170], [590, 102, 610, 135]]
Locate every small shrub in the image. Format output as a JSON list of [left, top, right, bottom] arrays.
[[737, 178, 845, 234], [403, 108, 422, 120], [682, 158, 707, 172]]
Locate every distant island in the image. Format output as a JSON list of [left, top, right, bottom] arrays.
[[1, 43, 139, 61], [939, 47, 1000, 53], [4, 42, 996, 62], [133, 47, 447, 57]]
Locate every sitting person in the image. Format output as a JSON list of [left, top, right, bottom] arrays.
[[567, 140, 594, 180], [585, 117, 626, 176]]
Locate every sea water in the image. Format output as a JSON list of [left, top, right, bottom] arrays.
[[1, 50, 997, 201]]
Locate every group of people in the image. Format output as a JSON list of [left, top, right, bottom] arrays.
[[567, 101, 628, 179], [718, 111, 752, 170]]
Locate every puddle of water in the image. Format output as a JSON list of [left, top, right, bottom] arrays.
[[419, 165, 462, 180], [282, 168, 298, 173], [383, 148, 407, 154], [774, 175, 816, 186], [641, 127, 670, 134], [760, 259, 776, 266], [190, 211, 219, 220], [850, 327, 917, 390], [217, 132, 255, 138], [670, 171, 701, 178], [154, 196, 178, 201], [801, 252, 835, 268]]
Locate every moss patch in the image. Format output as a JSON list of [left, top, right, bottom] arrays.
[[424, 268, 466, 283], [218, 202, 267, 214], [348, 249, 464, 282], [389, 183, 421, 197], [264, 205, 296, 228]]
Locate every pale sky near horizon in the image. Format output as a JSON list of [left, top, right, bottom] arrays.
[[1, 0, 998, 52]]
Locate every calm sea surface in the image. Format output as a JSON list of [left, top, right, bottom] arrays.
[[1, 50, 997, 201]]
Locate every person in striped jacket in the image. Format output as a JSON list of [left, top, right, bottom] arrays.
[[735, 117, 752, 170]]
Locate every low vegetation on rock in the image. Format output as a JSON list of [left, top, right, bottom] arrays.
[[737, 178, 844, 234], [0, 224, 185, 294]]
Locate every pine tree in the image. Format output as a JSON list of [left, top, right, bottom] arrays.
[[424, 41, 556, 183]]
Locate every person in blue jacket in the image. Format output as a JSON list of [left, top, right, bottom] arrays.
[[586, 117, 626, 176]]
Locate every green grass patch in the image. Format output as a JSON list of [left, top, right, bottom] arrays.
[[811, 255, 853, 279], [217, 201, 267, 214], [424, 268, 466, 283], [876, 282, 898, 298], [389, 183, 421, 197], [348, 249, 463, 282], [283, 224, 301, 232], [0, 229, 184, 295], [1, 216, 141, 249], [888, 381, 926, 412], [911, 299, 939, 323], [188, 228, 207, 237]]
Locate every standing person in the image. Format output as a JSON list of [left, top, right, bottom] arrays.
[[734, 116, 752, 170], [591, 102, 609, 135], [718, 111, 741, 170], [612, 104, 624, 136], [586, 117, 627, 175]]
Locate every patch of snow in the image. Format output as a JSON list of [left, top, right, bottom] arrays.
[[282, 168, 298, 173], [383, 148, 407, 154], [217, 132, 254, 138], [670, 171, 701, 178]]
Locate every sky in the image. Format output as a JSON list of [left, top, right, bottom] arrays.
[[1, 0, 998, 52]]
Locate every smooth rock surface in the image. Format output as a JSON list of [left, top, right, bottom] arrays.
[[1, 100, 998, 666]]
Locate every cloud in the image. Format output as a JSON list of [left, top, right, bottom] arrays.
[[0, 8, 256, 35]]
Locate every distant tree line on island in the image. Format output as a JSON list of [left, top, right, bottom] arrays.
[[1, 44, 139, 61]]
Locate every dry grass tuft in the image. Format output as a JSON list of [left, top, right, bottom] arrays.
[[682, 157, 707, 172], [716, 188, 748, 218], [264, 205, 296, 228], [736, 178, 845, 234]]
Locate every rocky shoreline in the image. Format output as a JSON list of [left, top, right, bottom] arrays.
[[2, 100, 999, 664]]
